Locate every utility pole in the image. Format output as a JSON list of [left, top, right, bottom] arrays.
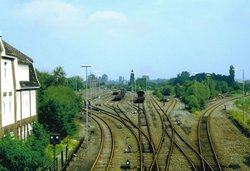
[[81, 65, 92, 147]]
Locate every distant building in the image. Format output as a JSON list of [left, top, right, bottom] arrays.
[[142, 75, 149, 80], [119, 76, 124, 84], [0, 37, 40, 139]]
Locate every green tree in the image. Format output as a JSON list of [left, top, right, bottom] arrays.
[[185, 95, 199, 112], [175, 84, 185, 98], [173, 71, 190, 85], [207, 79, 219, 98], [229, 65, 235, 87], [38, 86, 80, 137], [161, 85, 174, 96], [36, 70, 54, 89], [52, 66, 66, 86], [67, 76, 84, 91], [136, 77, 147, 91], [216, 81, 229, 93], [153, 89, 164, 99]]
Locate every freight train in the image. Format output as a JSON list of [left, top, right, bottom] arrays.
[[112, 89, 126, 101], [133, 91, 145, 103]]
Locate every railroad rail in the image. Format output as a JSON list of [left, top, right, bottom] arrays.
[[114, 104, 157, 171], [198, 97, 241, 171], [150, 97, 199, 171], [90, 114, 115, 171]]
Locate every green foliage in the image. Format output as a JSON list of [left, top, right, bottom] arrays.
[[153, 89, 164, 99], [161, 85, 174, 96], [172, 71, 190, 85], [235, 97, 250, 112], [38, 86, 80, 138], [227, 110, 250, 131], [136, 78, 147, 91], [229, 65, 235, 87], [0, 136, 43, 171], [216, 81, 229, 93], [185, 95, 199, 112], [175, 84, 185, 98], [67, 76, 84, 91], [52, 66, 66, 86]]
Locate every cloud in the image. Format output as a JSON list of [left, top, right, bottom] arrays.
[[88, 11, 128, 23], [18, 0, 82, 28]]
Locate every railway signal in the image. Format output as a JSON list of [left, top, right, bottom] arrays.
[[50, 134, 60, 171], [126, 160, 131, 169]]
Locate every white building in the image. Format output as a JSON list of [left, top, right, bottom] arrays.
[[0, 36, 40, 139]]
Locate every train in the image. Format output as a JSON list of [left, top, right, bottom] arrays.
[[112, 89, 126, 101], [133, 91, 145, 103]]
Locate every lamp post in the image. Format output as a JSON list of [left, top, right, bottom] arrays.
[[81, 65, 92, 147]]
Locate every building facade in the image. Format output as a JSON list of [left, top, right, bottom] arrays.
[[0, 37, 40, 139]]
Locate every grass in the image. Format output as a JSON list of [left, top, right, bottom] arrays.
[[44, 116, 83, 168], [235, 97, 250, 112], [227, 109, 250, 136], [225, 97, 250, 135]]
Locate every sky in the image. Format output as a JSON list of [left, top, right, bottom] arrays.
[[0, 0, 249, 80]]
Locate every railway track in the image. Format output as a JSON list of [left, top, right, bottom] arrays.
[[92, 102, 144, 170], [198, 97, 241, 171], [114, 103, 157, 171], [96, 95, 157, 170], [150, 97, 199, 171], [88, 91, 243, 171], [90, 114, 115, 171]]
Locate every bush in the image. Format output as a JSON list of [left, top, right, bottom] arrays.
[[0, 135, 38, 170], [39, 86, 80, 138]]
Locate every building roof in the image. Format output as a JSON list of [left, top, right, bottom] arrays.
[[1, 40, 33, 63], [0, 39, 40, 89]]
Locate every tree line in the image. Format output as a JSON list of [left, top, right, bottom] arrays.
[[153, 65, 249, 112]]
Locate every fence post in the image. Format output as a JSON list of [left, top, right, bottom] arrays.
[[61, 151, 64, 168], [55, 158, 58, 171], [66, 144, 69, 161]]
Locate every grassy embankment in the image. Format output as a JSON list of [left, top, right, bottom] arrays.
[[227, 96, 250, 167]]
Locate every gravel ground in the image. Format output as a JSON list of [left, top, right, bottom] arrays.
[[69, 94, 250, 171], [167, 99, 250, 170], [211, 103, 250, 171]]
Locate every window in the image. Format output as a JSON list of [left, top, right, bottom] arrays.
[[4, 62, 7, 79], [18, 64, 29, 81], [9, 92, 12, 114], [3, 92, 7, 116]]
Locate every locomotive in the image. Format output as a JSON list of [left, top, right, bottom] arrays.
[[134, 91, 145, 103], [112, 89, 126, 101]]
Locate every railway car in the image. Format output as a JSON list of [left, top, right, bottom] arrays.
[[112, 91, 119, 95], [112, 89, 126, 101], [134, 91, 145, 103]]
